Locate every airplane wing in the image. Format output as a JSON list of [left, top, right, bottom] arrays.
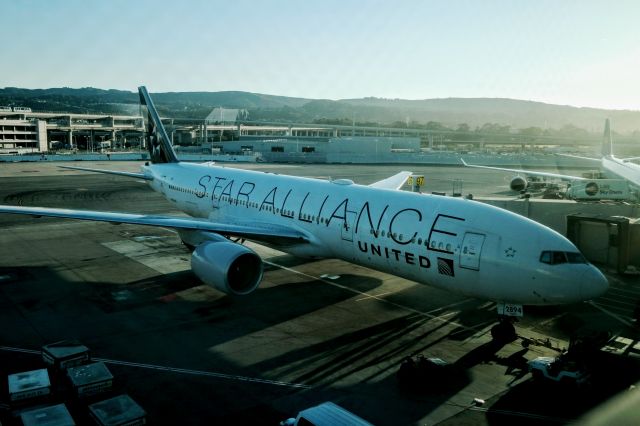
[[369, 171, 412, 190], [555, 153, 601, 163], [59, 165, 153, 180], [0, 205, 308, 245], [460, 159, 587, 181]]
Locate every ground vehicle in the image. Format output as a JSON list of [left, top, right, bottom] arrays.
[[397, 355, 451, 389], [280, 402, 372, 426], [528, 355, 590, 386]]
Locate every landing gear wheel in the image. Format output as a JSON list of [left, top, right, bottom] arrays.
[[491, 320, 517, 343], [181, 240, 196, 252], [227, 236, 246, 244]]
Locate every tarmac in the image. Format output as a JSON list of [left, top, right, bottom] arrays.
[[0, 161, 639, 425]]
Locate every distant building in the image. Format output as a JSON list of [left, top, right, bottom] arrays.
[[206, 107, 246, 123], [0, 118, 47, 153], [219, 136, 421, 162]]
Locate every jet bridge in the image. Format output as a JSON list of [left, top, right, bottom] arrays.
[[566, 214, 633, 274]]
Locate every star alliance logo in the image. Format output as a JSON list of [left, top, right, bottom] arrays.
[[505, 247, 516, 257], [437, 257, 455, 277]]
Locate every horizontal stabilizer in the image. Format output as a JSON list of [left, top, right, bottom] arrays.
[[369, 171, 412, 190], [59, 165, 153, 180]]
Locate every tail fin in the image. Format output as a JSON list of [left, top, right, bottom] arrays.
[[138, 86, 179, 164], [602, 118, 612, 157]]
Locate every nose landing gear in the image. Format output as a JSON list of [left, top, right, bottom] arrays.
[[491, 303, 523, 343], [491, 316, 518, 343]]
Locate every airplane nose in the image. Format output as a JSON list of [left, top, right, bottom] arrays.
[[580, 267, 609, 300]]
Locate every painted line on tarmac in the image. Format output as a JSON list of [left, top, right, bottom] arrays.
[[423, 298, 475, 315], [355, 291, 392, 301], [466, 405, 569, 424], [264, 260, 485, 333], [0, 346, 310, 389], [588, 301, 634, 327]]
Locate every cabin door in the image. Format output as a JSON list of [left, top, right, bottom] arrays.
[[341, 211, 356, 242], [459, 232, 485, 270]]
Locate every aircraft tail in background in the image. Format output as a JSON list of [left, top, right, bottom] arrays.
[[602, 118, 613, 157], [138, 86, 179, 164]]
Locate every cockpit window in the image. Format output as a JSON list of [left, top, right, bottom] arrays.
[[566, 252, 587, 264], [540, 251, 553, 264], [552, 251, 567, 264], [540, 251, 587, 265]]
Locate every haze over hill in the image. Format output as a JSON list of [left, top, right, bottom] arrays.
[[1, 87, 640, 134]]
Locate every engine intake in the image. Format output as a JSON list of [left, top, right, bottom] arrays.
[[191, 241, 263, 295], [510, 176, 528, 192]]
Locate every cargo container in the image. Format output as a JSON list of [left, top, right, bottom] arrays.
[[67, 362, 113, 397], [42, 340, 90, 370], [20, 403, 76, 426], [88, 394, 146, 426], [8, 368, 51, 402]]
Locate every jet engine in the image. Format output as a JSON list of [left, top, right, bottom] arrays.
[[191, 241, 263, 295], [509, 176, 528, 192]]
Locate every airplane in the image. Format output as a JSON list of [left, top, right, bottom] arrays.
[[0, 87, 609, 341], [462, 119, 640, 192], [559, 119, 640, 187]]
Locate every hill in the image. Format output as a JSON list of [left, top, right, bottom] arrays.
[[1, 87, 639, 134]]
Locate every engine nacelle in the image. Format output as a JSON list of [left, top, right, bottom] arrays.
[[510, 176, 528, 192], [191, 241, 263, 295]]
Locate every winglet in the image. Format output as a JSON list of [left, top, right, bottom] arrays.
[[460, 159, 468, 166], [369, 171, 412, 190], [138, 86, 179, 164], [602, 118, 612, 157]]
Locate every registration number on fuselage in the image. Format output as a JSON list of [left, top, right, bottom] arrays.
[[497, 303, 523, 317]]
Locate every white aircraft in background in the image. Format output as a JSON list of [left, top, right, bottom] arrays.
[[462, 119, 640, 192], [0, 87, 608, 341], [560, 119, 640, 187]]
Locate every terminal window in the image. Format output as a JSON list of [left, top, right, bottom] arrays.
[[302, 146, 315, 153], [271, 146, 284, 152]]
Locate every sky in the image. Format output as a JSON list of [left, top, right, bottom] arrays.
[[2, 0, 640, 110]]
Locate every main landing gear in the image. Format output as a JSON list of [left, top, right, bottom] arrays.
[[181, 240, 196, 252]]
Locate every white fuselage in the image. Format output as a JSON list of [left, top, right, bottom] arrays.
[[143, 162, 608, 305], [602, 156, 640, 188]]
